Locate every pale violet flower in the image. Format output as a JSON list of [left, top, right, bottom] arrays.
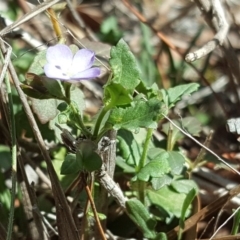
[[44, 44, 100, 81]]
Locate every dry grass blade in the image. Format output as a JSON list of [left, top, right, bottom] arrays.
[[0, 0, 61, 36], [18, 151, 48, 239]]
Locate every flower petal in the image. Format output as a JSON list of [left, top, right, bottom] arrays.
[[46, 44, 73, 69], [71, 49, 95, 74], [71, 67, 101, 80], [44, 63, 70, 80]]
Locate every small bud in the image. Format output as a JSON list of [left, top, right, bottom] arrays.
[[58, 113, 68, 124]]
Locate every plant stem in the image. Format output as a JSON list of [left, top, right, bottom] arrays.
[[137, 128, 153, 171], [70, 103, 92, 138], [64, 82, 72, 101], [137, 181, 146, 204], [167, 123, 173, 151], [137, 128, 153, 204], [92, 106, 110, 140], [96, 126, 113, 143], [2, 53, 17, 240], [64, 83, 93, 138], [231, 208, 240, 235]]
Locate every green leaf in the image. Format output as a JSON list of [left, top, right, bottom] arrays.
[[180, 188, 197, 224], [104, 83, 132, 107], [101, 16, 121, 36], [138, 24, 160, 86], [31, 98, 59, 124], [171, 179, 198, 194], [100, 16, 122, 44], [22, 73, 51, 99], [151, 175, 173, 190], [23, 73, 65, 99], [28, 49, 47, 75], [25, 72, 47, 91], [136, 81, 159, 100], [107, 98, 161, 130], [21, 84, 53, 99], [76, 140, 102, 172], [178, 188, 197, 240], [109, 39, 141, 90], [126, 198, 157, 239], [61, 153, 81, 175], [147, 186, 190, 218], [148, 148, 169, 161], [116, 156, 136, 173], [14, 51, 34, 71], [117, 129, 142, 166], [137, 159, 170, 181], [57, 101, 75, 124], [15, 109, 55, 140], [168, 151, 185, 175], [155, 232, 168, 240], [48, 87, 84, 128], [49, 113, 72, 143], [41, 77, 65, 99], [70, 86, 85, 114], [161, 83, 199, 108]]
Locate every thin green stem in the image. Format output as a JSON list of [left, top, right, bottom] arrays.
[[137, 128, 153, 171], [1, 49, 17, 240], [92, 106, 110, 140], [70, 103, 92, 138], [137, 128, 153, 204], [167, 123, 173, 151], [64, 82, 72, 101], [64, 83, 93, 138], [137, 181, 146, 204], [231, 208, 240, 235], [96, 125, 113, 142]]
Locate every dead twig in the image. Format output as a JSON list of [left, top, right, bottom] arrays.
[[96, 167, 126, 210], [82, 176, 106, 240], [18, 152, 48, 240], [185, 0, 229, 62]]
